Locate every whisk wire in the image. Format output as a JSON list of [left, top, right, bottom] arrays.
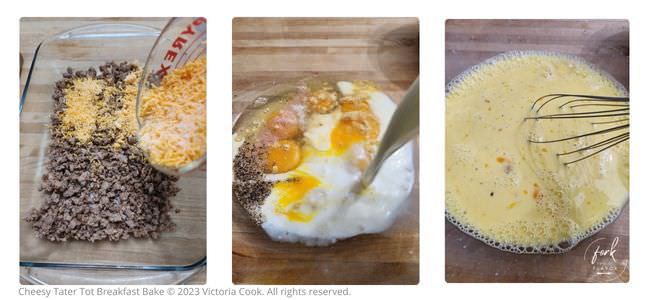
[[528, 123, 628, 144], [569, 103, 629, 109], [525, 108, 628, 120], [532, 93, 628, 113], [558, 97, 628, 109], [526, 93, 629, 165], [558, 132, 629, 156], [591, 118, 628, 125], [562, 136, 629, 165]]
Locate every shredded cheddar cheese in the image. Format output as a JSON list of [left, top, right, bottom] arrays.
[[60, 68, 142, 146], [60, 78, 103, 143], [138, 56, 207, 170]]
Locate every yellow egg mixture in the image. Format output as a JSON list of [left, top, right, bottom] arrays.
[[446, 52, 628, 253]]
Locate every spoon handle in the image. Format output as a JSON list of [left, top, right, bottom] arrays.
[[361, 77, 419, 188]]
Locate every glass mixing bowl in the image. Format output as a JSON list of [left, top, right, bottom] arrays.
[[136, 17, 207, 175], [231, 17, 420, 284]]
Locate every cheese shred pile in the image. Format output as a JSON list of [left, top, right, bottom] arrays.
[[60, 79, 103, 143], [138, 56, 207, 170], [60, 69, 142, 147]]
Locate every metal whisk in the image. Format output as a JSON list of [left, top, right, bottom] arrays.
[[524, 93, 629, 165]]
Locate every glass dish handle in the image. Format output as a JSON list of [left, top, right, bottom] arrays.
[[21, 265, 204, 285], [54, 23, 160, 40]]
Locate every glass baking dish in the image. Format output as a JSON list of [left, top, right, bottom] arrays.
[[20, 23, 206, 284]]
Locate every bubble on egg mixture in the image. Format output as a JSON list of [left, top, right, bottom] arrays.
[[446, 207, 623, 254], [445, 51, 628, 254]]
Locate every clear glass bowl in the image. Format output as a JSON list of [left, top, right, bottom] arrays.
[[232, 18, 420, 285], [136, 17, 207, 175], [232, 77, 420, 285], [20, 23, 206, 285]]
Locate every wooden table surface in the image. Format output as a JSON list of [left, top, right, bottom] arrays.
[[445, 19, 629, 283], [232, 18, 419, 285], [20, 18, 206, 285]]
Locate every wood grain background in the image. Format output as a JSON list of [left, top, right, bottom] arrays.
[[232, 17, 419, 285], [445, 19, 629, 283], [20, 18, 206, 284]]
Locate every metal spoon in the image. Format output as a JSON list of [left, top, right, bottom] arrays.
[[358, 77, 419, 190]]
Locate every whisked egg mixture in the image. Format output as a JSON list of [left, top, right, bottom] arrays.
[[233, 80, 415, 246], [446, 52, 628, 254]]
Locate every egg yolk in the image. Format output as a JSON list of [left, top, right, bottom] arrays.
[[307, 89, 339, 113], [266, 109, 300, 139], [274, 172, 321, 222], [264, 139, 302, 173], [340, 97, 371, 113], [330, 114, 380, 155]]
